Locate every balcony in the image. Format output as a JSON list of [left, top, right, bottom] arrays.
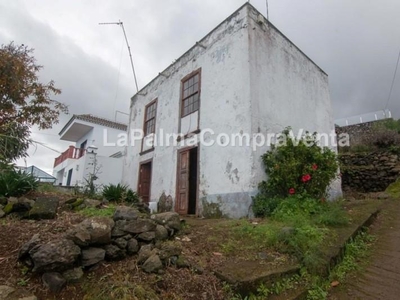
[[54, 146, 86, 168]]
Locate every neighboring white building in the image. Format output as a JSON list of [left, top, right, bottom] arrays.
[[53, 114, 126, 188], [122, 3, 342, 218]]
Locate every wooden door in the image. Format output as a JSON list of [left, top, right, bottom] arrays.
[[176, 150, 189, 214], [138, 162, 152, 203]]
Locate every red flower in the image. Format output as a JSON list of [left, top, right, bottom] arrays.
[[302, 174, 311, 183], [312, 164, 318, 171], [289, 188, 295, 195]]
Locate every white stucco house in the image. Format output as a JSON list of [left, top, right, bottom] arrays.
[[122, 3, 341, 218], [53, 114, 127, 188]]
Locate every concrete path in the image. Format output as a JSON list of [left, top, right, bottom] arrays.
[[329, 200, 400, 300]]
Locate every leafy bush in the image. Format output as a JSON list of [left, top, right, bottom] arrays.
[[252, 194, 281, 217], [102, 183, 139, 203], [0, 168, 38, 197], [258, 128, 339, 200]]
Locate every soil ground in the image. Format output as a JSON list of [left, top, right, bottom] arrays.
[[0, 191, 396, 299], [329, 198, 400, 300]]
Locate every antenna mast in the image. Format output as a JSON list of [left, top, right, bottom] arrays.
[[266, 0, 269, 21], [99, 20, 139, 93]]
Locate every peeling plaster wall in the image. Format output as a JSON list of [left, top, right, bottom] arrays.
[[123, 6, 253, 218], [122, 3, 341, 218], [247, 6, 342, 199]]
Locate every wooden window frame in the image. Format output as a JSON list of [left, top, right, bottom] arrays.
[[143, 99, 158, 137], [180, 69, 201, 118]]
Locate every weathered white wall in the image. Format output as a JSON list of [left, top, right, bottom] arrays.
[[122, 3, 341, 218], [123, 6, 254, 217], [246, 6, 341, 199]]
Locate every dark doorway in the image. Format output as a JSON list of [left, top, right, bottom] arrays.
[[176, 147, 198, 215], [188, 147, 198, 215], [66, 169, 73, 186], [138, 161, 152, 203]]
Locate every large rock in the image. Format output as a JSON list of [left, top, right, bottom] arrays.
[[151, 212, 181, 232], [81, 248, 106, 267], [19, 234, 41, 261], [0, 285, 15, 299], [113, 238, 128, 249], [104, 244, 126, 261], [158, 242, 182, 261], [62, 267, 84, 283], [113, 206, 139, 221], [157, 193, 173, 213], [28, 239, 81, 273], [111, 220, 127, 237], [137, 244, 155, 264], [127, 239, 139, 255], [28, 197, 59, 220], [142, 255, 162, 273], [67, 217, 115, 246], [123, 219, 157, 234], [83, 199, 102, 208], [0, 209, 5, 219], [138, 231, 155, 242], [155, 225, 169, 241], [42, 272, 66, 293]]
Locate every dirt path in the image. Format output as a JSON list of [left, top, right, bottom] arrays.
[[329, 199, 400, 300]]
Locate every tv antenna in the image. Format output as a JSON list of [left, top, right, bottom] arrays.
[[99, 20, 139, 93]]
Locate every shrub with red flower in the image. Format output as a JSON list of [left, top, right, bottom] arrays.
[[257, 127, 339, 200], [301, 174, 311, 183]]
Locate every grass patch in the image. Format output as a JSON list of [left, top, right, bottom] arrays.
[[220, 198, 349, 271], [78, 205, 116, 218], [306, 230, 375, 300], [386, 179, 400, 198]]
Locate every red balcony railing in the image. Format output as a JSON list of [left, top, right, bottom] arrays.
[[54, 146, 86, 167]]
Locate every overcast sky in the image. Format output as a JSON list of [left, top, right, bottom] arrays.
[[1, 0, 400, 174]]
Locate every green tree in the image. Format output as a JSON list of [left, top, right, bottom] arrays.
[[0, 42, 68, 162]]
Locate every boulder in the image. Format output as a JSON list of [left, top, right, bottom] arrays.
[[157, 193, 173, 213], [138, 244, 155, 264], [19, 234, 41, 261], [19, 197, 35, 208], [155, 225, 168, 241], [113, 206, 139, 221], [28, 197, 59, 220], [158, 242, 182, 261], [104, 244, 126, 261], [81, 248, 106, 267], [151, 212, 181, 232], [65, 198, 78, 205], [29, 239, 81, 273], [0, 209, 4, 219], [123, 219, 157, 234], [42, 272, 66, 293], [83, 199, 102, 208], [127, 239, 139, 255], [157, 193, 167, 213], [0, 285, 15, 299], [138, 231, 155, 242], [113, 238, 128, 249], [62, 267, 84, 283], [111, 220, 127, 237], [67, 217, 115, 246], [142, 255, 162, 273]]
